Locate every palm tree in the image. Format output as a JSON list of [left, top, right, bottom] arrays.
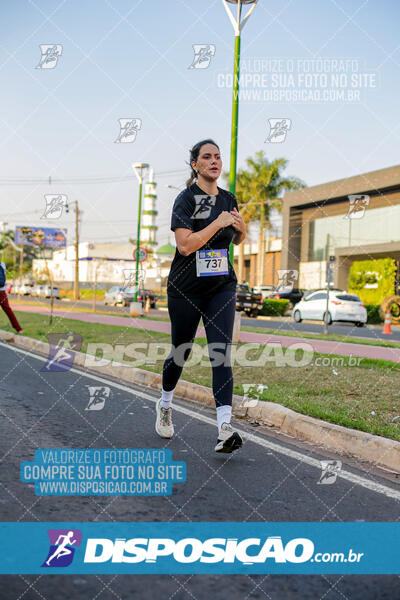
[[226, 152, 305, 286]]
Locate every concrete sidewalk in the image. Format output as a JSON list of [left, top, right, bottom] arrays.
[[13, 304, 400, 362]]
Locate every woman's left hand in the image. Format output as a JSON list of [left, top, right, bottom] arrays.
[[230, 207, 246, 234]]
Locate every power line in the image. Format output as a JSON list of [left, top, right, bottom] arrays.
[[0, 168, 188, 186]]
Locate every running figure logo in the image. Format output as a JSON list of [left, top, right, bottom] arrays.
[[36, 45, 63, 69], [317, 460, 342, 484], [85, 386, 110, 411], [122, 268, 145, 292], [42, 333, 82, 372], [265, 119, 291, 143], [188, 44, 216, 69], [191, 195, 216, 220], [42, 529, 82, 567], [41, 195, 68, 220], [238, 384, 268, 410], [344, 194, 370, 220], [274, 269, 298, 293], [115, 118, 142, 143]]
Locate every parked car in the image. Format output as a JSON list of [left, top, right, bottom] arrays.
[[235, 284, 263, 318], [31, 285, 44, 297], [18, 282, 34, 296], [292, 290, 367, 326], [252, 285, 275, 300], [105, 286, 133, 307], [40, 285, 60, 299], [271, 287, 303, 308], [302, 287, 343, 299]]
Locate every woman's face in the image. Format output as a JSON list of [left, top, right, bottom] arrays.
[[192, 143, 222, 181]]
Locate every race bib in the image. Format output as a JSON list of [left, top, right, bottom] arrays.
[[196, 249, 229, 277]]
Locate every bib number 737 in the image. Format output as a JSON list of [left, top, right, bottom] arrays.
[[196, 249, 229, 277]]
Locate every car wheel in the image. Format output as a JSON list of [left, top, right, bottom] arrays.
[[323, 311, 333, 325], [293, 310, 302, 323], [104, 301, 107, 305], [355, 321, 364, 328]]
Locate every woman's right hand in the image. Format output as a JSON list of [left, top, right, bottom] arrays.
[[216, 211, 235, 228]]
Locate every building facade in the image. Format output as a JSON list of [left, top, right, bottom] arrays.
[[281, 164, 400, 290]]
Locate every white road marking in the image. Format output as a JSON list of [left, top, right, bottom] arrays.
[[1, 341, 400, 501]]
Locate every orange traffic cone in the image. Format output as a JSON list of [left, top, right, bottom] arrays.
[[145, 296, 150, 313], [383, 310, 392, 335]]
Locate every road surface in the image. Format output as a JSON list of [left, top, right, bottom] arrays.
[[0, 341, 399, 599], [11, 296, 400, 343]]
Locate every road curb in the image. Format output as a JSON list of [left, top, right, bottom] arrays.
[[1, 330, 399, 474]]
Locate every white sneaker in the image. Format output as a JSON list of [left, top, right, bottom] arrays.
[[155, 398, 174, 438], [215, 422, 243, 453]]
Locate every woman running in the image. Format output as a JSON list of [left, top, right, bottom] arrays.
[[155, 139, 246, 453]]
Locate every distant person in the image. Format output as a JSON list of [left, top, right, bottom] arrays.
[[0, 262, 23, 333]]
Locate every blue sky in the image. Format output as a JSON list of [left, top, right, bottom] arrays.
[[0, 0, 399, 247]]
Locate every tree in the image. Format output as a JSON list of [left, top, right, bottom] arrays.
[[225, 152, 305, 285]]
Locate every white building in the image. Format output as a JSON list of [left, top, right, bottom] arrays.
[[32, 241, 175, 289]]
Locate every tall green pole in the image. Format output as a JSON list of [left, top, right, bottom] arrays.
[[134, 180, 143, 302], [228, 33, 241, 266]]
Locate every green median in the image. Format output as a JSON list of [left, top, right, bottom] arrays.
[[1, 311, 400, 443]]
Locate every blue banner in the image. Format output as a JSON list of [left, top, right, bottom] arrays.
[[0, 522, 399, 574], [20, 449, 186, 496]]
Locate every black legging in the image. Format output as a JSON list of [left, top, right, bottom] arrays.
[[162, 288, 236, 407]]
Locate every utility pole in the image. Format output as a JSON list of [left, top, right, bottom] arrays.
[[323, 254, 335, 335], [258, 202, 265, 286], [0, 222, 8, 261], [17, 243, 23, 302]]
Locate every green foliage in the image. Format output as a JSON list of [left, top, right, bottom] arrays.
[[222, 151, 305, 228], [260, 298, 290, 316], [348, 258, 396, 304], [364, 304, 383, 324], [60, 288, 105, 299]]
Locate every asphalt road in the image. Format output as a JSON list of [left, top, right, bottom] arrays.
[[11, 296, 400, 343], [240, 316, 400, 342], [0, 342, 399, 599]]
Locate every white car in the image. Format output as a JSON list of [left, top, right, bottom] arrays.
[[292, 290, 367, 327], [40, 285, 60, 299], [18, 282, 34, 295], [31, 285, 44, 297]]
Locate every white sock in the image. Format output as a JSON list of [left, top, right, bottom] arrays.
[[160, 388, 174, 409], [216, 405, 232, 432]]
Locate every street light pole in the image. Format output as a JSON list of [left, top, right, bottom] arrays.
[[132, 162, 149, 302], [222, 0, 259, 265]]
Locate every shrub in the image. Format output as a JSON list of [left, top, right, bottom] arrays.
[[260, 298, 290, 316], [348, 258, 396, 305], [365, 304, 383, 324]]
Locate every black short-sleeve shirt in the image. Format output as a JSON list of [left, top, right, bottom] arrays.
[[167, 183, 239, 298]]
